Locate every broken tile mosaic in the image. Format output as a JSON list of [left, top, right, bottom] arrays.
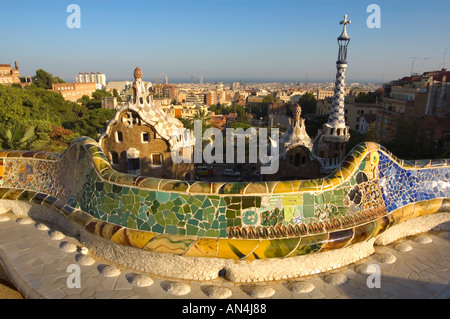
[[0, 137, 448, 260]]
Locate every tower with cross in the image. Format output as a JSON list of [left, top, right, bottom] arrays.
[[318, 14, 352, 163]]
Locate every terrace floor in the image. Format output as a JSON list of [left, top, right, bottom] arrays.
[[0, 212, 449, 300]]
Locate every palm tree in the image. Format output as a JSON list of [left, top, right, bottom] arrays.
[[192, 108, 212, 133], [0, 124, 36, 150]]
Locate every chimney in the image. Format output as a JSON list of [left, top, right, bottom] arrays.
[[14, 60, 18, 70]]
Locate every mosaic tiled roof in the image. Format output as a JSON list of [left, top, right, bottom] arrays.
[[133, 67, 142, 79], [99, 68, 192, 149], [279, 104, 313, 158]]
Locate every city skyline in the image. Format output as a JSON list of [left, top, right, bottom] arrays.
[[1, 0, 449, 83]]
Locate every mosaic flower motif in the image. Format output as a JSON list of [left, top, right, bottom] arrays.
[[242, 210, 258, 226], [370, 151, 379, 166], [261, 209, 283, 227]]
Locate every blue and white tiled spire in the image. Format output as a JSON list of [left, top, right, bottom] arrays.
[[324, 15, 351, 143]]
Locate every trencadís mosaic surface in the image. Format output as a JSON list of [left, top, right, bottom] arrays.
[[0, 137, 449, 259]]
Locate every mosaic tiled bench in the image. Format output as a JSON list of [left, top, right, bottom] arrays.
[[0, 137, 449, 282]]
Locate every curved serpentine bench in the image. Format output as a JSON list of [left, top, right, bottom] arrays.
[[0, 137, 449, 281]]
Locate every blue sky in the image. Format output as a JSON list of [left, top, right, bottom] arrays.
[[1, 0, 449, 83]]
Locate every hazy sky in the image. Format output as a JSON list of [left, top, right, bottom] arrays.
[[1, 0, 449, 83]]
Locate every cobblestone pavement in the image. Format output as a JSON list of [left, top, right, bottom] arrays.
[[0, 213, 449, 300]]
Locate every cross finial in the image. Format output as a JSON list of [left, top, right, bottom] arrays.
[[338, 14, 351, 40], [340, 14, 350, 26]]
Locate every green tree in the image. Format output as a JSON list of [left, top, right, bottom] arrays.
[[179, 117, 194, 130], [355, 92, 376, 103], [92, 89, 112, 101], [228, 105, 250, 124], [0, 83, 103, 152], [78, 89, 112, 109], [0, 85, 30, 124], [73, 108, 116, 139], [0, 124, 36, 150], [384, 118, 434, 159], [192, 108, 212, 132], [112, 89, 123, 102], [31, 69, 65, 89], [262, 95, 275, 104], [298, 92, 317, 114], [305, 113, 328, 138]]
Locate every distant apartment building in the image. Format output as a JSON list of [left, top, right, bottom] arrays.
[[153, 84, 179, 102], [316, 97, 333, 115], [232, 92, 248, 105], [315, 88, 335, 100], [218, 89, 231, 105], [349, 87, 370, 98], [205, 91, 219, 105], [106, 81, 131, 93], [205, 90, 230, 106], [423, 69, 450, 117], [357, 114, 377, 134], [185, 92, 205, 106], [375, 69, 450, 142], [76, 72, 106, 89], [315, 87, 353, 100], [289, 90, 306, 104], [163, 104, 200, 119], [268, 101, 286, 115], [231, 82, 240, 90], [52, 82, 96, 102], [254, 89, 268, 97], [153, 98, 171, 109], [101, 96, 118, 109], [0, 61, 21, 86], [274, 90, 291, 103], [246, 96, 265, 105], [346, 102, 379, 133]]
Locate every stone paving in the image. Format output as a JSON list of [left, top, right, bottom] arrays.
[[0, 212, 449, 299]]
